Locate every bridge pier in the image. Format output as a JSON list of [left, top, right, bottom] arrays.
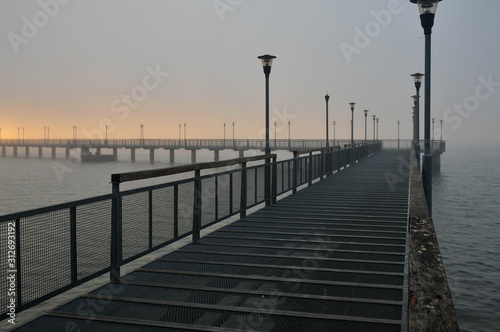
[[239, 150, 244, 158], [113, 148, 118, 159], [13, 146, 17, 157], [150, 149, 154, 162], [131, 148, 135, 162], [25, 147, 29, 158], [2, 146, 5, 156], [213, 150, 219, 162], [191, 150, 196, 164], [52, 147, 56, 159], [38, 147, 43, 158], [66, 147, 71, 159], [169, 149, 175, 163]]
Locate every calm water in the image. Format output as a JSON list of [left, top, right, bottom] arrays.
[[0, 146, 498, 331]]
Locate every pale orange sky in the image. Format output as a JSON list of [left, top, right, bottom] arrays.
[[1, 1, 500, 148]]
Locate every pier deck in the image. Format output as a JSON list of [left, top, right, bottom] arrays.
[[13, 150, 409, 331]]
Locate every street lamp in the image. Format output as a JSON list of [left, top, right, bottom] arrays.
[[325, 94, 330, 147], [333, 121, 336, 146], [258, 54, 276, 207], [410, 0, 441, 215], [376, 118, 380, 140], [140, 124, 144, 145], [397, 120, 400, 149], [349, 102, 355, 146], [372, 115, 376, 141], [223, 122, 226, 146], [178, 124, 181, 145], [105, 124, 108, 145], [363, 110, 369, 142], [440, 119, 443, 142], [18, 127, 20, 142], [232, 122, 235, 147], [288, 121, 291, 148], [184, 123, 186, 145], [274, 121, 277, 148], [411, 74, 423, 164]]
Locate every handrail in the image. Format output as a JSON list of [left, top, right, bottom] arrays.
[[292, 145, 340, 155], [111, 154, 276, 183]]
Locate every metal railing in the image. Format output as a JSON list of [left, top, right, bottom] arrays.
[[0, 142, 381, 319]]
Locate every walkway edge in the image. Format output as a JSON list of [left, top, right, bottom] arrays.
[[408, 147, 460, 331]]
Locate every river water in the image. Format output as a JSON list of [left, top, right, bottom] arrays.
[[0, 146, 498, 331]]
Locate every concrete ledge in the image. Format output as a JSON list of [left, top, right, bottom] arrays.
[[408, 147, 459, 331]]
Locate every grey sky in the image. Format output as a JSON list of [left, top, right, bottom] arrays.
[[1, 0, 499, 148]]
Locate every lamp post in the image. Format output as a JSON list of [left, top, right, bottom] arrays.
[[23, 127, 25, 143], [232, 122, 235, 147], [47, 127, 49, 141], [410, 0, 441, 215], [44, 127, 46, 143], [349, 102, 355, 146], [140, 124, 144, 145], [258, 54, 276, 207], [288, 121, 291, 148], [411, 74, 423, 165], [372, 115, 376, 141], [363, 110, 369, 142], [397, 120, 400, 149], [274, 121, 277, 148], [223, 122, 226, 146], [184, 123, 186, 146], [325, 94, 330, 147], [440, 119, 443, 142], [333, 121, 336, 147], [376, 118, 380, 140], [178, 124, 181, 145], [18, 127, 20, 142], [105, 124, 108, 145]]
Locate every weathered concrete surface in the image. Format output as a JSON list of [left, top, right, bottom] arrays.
[[409, 147, 460, 331]]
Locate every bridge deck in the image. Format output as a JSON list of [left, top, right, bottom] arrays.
[[15, 150, 409, 332]]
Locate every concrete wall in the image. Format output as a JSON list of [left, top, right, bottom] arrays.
[[408, 147, 460, 331]]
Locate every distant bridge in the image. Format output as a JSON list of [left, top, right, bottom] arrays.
[[0, 138, 445, 169]]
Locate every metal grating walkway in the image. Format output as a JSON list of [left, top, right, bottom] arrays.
[[15, 150, 410, 332]]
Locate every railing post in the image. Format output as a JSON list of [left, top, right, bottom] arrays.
[[308, 152, 313, 185], [192, 170, 201, 242], [110, 182, 122, 281], [293, 151, 298, 194], [240, 162, 247, 218], [148, 190, 153, 250], [70, 206, 77, 284], [272, 156, 277, 204], [174, 185, 179, 238]]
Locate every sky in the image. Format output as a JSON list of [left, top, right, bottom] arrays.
[[1, 0, 500, 149]]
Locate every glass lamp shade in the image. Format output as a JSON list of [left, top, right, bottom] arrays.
[[349, 102, 356, 110], [411, 73, 424, 83], [364, 110, 369, 115], [257, 54, 276, 68], [410, 0, 441, 15]]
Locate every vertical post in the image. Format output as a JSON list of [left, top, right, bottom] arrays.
[[192, 170, 201, 242], [174, 185, 179, 238], [169, 149, 175, 163], [397, 120, 400, 149], [292, 151, 298, 194], [110, 182, 122, 281], [149, 149, 154, 163], [264, 73, 271, 207], [70, 206, 77, 283], [288, 121, 291, 149], [240, 162, 247, 218], [148, 190, 153, 250], [272, 156, 277, 204], [423, 31, 433, 215], [325, 94, 330, 147], [131, 148, 135, 162], [308, 152, 313, 185]]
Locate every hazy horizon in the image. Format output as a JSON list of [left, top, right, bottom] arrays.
[[1, 1, 499, 148]]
